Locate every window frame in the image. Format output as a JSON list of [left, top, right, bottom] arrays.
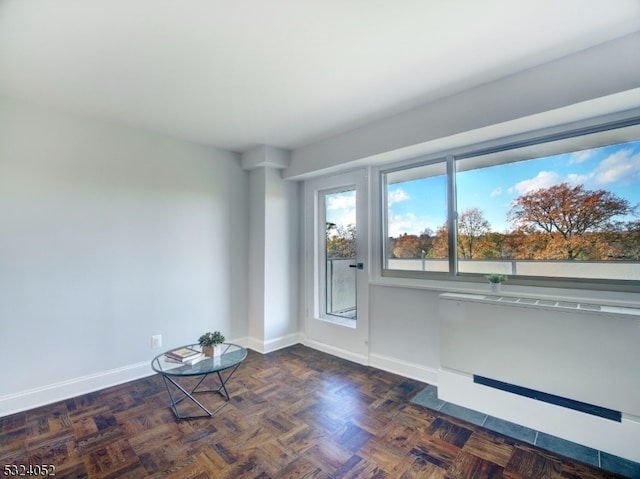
[[379, 115, 640, 293]]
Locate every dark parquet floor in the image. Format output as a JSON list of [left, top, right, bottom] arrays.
[[0, 345, 629, 478]]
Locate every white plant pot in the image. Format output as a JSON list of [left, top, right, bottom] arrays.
[[490, 282, 502, 293], [203, 344, 224, 357]]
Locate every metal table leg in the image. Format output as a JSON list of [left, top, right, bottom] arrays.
[[160, 362, 243, 419]]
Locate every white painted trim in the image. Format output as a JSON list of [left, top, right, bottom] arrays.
[[438, 368, 640, 463], [0, 361, 153, 418], [247, 333, 301, 354], [303, 338, 368, 366], [302, 337, 439, 385], [369, 352, 438, 385]]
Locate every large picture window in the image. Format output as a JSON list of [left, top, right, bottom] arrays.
[[382, 119, 640, 287]]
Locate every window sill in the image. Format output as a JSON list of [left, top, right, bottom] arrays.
[[369, 276, 640, 310]]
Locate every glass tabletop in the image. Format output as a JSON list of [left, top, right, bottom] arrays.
[[151, 343, 247, 377]]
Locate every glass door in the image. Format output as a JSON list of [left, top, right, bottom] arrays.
[[322, 187, 357, 324], [304, 170, 369, 364]]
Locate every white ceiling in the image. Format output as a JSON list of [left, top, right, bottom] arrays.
[[1, 0, 639, 153]]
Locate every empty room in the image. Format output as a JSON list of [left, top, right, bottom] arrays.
[[1, 1, 640, 477]]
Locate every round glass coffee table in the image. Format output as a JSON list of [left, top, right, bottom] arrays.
[[151, 343, 247, 419]]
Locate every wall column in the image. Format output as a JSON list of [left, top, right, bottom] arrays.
[[242, 146, 300, 352]]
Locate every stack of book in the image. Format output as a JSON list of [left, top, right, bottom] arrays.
[[164, 347, 204, 365]]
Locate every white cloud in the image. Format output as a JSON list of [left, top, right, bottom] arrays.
[[326, 191, 356, 226], [566, 172, 591, 185], [388, 188, 409, 206], [567, 150, 595, 165], [332, 209, 356, 227], [388, 212, 440, 237], [327, 192, 355, 211], [506, 147, 640, 198], [591, 148, 640, 185], [490, 187, 502, 197], [509, 170, 560, 195]]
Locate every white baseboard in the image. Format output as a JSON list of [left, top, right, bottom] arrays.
[[300, 338, 438, 385], [246, 333, 301, 354], [438, 368, 640, 464], [369, 352, 438, 385], [302, 338, 369, 366], [0, 361, 154, 418]]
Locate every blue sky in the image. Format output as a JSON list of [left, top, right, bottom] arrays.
[[324, 140, 640, 237], [388, 139, 640, 236]]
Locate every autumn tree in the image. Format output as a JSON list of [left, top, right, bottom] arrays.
[[431, 224, 449, 258], [419, 228, 435, 258], [391, 234, 420, 258], [504, 230, 550, 259], [598, 220, 640, 260], [326, 222, 356, 258], [432, 208, 493, 259], [457, 208, 491, 259], [475, 232, 507, 259], [620, 220, 640, 260], [387, 229, 435, 258], [508, 183, 631, 260]]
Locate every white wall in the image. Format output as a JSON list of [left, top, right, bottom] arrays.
[[0, 97, 249, 415], [369, 286, 441, 383]]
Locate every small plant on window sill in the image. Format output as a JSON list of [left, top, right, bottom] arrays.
[[485, 274, 508, 284], [486, 274, 507, 293]]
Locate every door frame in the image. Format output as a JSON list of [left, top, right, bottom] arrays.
[[303, 169, 370, 365]]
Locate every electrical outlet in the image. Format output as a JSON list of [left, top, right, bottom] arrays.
[[151, 334, 162, 349]]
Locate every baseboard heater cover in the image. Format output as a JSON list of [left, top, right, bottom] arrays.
[[473, 375, 622, 422]]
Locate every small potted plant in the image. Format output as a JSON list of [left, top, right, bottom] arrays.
[[198, 331, 225, 357], [485, 273, 507, 293]]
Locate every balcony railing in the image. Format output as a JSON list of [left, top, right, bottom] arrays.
[[386, 258, 640, 280], [326, 258, 356, 319]]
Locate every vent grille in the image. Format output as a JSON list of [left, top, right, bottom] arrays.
[[473, 375, 622, 422], [480, 295, 640, 317], [483, 295, 602, 310]]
